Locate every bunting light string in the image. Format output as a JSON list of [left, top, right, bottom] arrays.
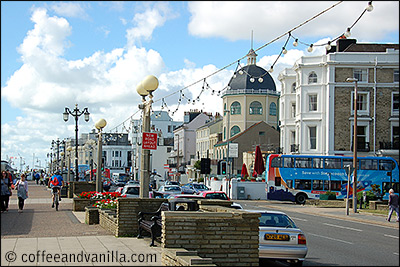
[[107, 1, 373, 134]]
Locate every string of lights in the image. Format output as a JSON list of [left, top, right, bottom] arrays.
[[105, 1, 373, 135]]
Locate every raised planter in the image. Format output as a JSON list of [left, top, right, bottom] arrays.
[[73, 197, 96, 211], [85, 206, 99, 225]]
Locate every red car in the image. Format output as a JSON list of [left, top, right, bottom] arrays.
[[198, 191, 230, 200]]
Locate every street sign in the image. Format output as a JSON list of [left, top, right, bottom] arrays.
[[228, 143, 238, 158], [142, 132, 157, 150]]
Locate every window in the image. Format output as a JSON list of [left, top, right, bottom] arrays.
[[290, 131, 296, 146], [309, 126, 317, 150], [291, 82, 296, 93], [269, 102, 277, 116], [324, 181, 342, 191], [313, 180, 324, 190], [284, 157, 294, 168], [231, 101, 241, 115], [308, 95, 317, 111], [295, 157, 312, 168], [295, 179, 311, 190], [291, 103, 296, 118], [230, 126, 240, 137], [353, 69, 368, 82], [394, 69, 399, 83], [249, 101, 263, 115], [271, 157, 283, 168], [393, 126, 399, 145], [168, 125, 172, 133], [286, 180, 293, 189], [351, 92, 369, 115], [308, 72, 317, 84], [275, 177, 281, 187], [359, 159, 378, 170], [324, 158, 341, 169], [312, 158, 323, 169], [392, 92, 399, 114]]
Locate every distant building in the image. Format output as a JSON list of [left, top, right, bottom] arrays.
[[278, 38, 399, 162]]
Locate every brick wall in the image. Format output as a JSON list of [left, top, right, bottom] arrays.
[[161, 206, 260, 266], [73, 197, 96, 211], [99, 209, 118, 235]]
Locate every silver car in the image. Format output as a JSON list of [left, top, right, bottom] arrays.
[[247, 210, 308, 266], [121, 185, 140, 198]]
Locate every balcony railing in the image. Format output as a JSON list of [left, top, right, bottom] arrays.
[[351, 142, 370, 152], [222, 88, 280, 97], [379, 141, 399, 150], [290, 144, 299, 153]]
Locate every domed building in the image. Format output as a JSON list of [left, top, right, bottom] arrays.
[[222, 49, 280, 141]]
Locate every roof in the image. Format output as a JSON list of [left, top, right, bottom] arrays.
[[214, 121, 266, 147], [228, 64, 276, 91]]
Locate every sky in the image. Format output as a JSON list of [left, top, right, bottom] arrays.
[[1, 1, 399, 172]]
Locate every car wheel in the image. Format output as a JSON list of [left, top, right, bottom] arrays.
[[295, 193, 307, 205]]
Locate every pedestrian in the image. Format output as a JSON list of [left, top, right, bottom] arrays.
[[387, 189, 399, 222], [1, 171, 12, 213], [359, 191, 367, 209], [15, 173, 28, 213], [34, 171, 40, 184]]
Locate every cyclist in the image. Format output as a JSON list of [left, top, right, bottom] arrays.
[[48, 171, 64, 208]]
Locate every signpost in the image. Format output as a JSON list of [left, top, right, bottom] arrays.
[[344, 165, 354, 216]]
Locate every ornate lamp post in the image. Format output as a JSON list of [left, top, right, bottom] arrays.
[[63, 104, 90, 181], [346, 77, 358, 213], [95, 118, 107, 192], [137, 75, 159, 198]]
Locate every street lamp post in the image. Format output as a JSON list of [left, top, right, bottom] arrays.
[[95, 119, 107, 192], [137, 75, 159, 198], [63, 104, 90, 181], [346, 77, 358, 213]]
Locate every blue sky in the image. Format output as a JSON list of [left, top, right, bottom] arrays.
[[1, 1, 399, 171]]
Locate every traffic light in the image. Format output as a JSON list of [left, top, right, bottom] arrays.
[[201, 158, 211, 174], [220, 161, 227, 175]]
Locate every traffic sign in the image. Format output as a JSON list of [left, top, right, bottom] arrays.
[[142, 132, 157, 150]]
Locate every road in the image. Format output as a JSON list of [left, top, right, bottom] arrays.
[[237, 201, 399, 266]]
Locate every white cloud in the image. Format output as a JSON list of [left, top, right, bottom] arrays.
[[126, 2, 178, 47], [188, 1, 399, 43], [51, 2, 88, 19]]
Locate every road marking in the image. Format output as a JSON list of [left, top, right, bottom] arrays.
[[291, 217, 308, 222], [323, 223, 363, 232], [307, 233, 353, 244], [384, 234, 399, 239]]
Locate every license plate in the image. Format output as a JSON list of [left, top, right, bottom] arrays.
[[264, 233, 290, 241]]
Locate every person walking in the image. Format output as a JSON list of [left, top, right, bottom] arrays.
[[387, 189, 399, 222], [15, 173, 29, 213], [1, 171, 12, 213]]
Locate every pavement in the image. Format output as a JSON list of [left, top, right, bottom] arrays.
[[1, 181, 398, 266]]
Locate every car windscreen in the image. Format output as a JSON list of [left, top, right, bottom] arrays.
[[205, 193, 228, 200], [194, 184, 209, 190], [259, 213, 297, 228], [125, 187, 139, 195], [165, 186, 180, 191]]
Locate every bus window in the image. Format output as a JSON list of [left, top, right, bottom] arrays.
[[295, 157, 312, 168], [295, 179, 311, 190], [324, 158, 341, 169], [284, 158, 294, 168], [271, 157, 283, 168], [312, 180, 323, 190], [286, 180, 293, 189], [359, 159, 378, 170], [379, 160, 395, 171], [382, 182, 399, 194], [324, 180, 342, 191], [275, 177, 281, 187], [312, 158, 323, 169], [343, 159, 354, 169]]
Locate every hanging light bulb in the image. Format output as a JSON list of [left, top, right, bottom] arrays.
[[211, 90, 215, 95], [250, 77, 255, 83], [366, 1, 373, 12], [239, 70, 244, 75], [258, 77, 264, 83], [325, 41, 332, 51], [293, 39, 298, 47], [269, 66, 274, 73], [307, 44, 314, 53], [192, 100, 195, 105], [282, 47, 287, 54], [217, 91, 221, 96], [233, 74, 237, 78], [344, 27, 351, 38]]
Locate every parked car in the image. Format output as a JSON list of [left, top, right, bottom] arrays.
[[165, 180, 180, 186], [198, 191, 230, 200], [113, 179, 127, 187], [167, 194, 206, 199], [181, 183, 210, 194], [154, 185, 182, 198], [247, 210, 307, 266], [126, 179, 140, 185], [121, 185, 140, 198]]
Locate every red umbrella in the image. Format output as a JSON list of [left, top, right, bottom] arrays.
[[241, 163, 249, 178], [254, 145, 265, 177]]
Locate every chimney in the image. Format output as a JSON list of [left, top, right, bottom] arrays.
[[336, 38, 357, 52]]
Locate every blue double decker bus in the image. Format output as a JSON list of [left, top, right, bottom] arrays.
[[265, 154, 399, 204]]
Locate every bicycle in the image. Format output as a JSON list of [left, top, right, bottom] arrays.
[[52, 187, 60, 211]]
